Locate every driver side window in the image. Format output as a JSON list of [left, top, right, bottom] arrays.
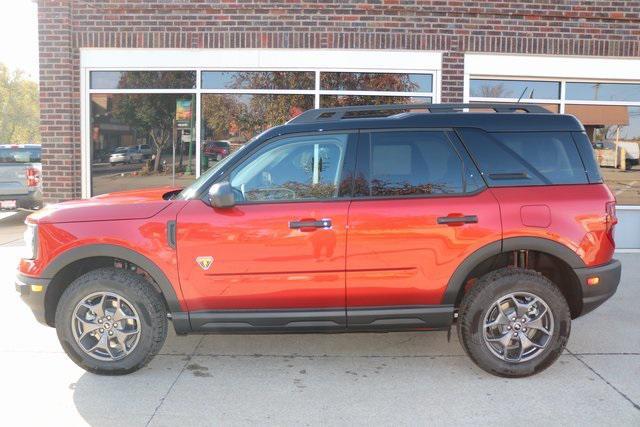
[[229, 133, 349, 202]]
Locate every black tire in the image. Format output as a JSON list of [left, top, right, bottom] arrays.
[[55, 267, 168, 375], [457, 267, 571, 378]]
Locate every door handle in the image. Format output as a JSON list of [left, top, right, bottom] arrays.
[[289, 218, 332, 230], [437, 215, 478, 225]]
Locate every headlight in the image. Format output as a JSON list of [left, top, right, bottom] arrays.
[[23, 223, 38, 260]]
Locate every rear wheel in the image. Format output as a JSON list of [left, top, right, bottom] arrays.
[[457, 267, 571, 377], [55, 267, 168, 375]]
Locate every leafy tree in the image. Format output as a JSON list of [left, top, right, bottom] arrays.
[[0, 63, 40, 143], [111, 72, 194, 172], [201, 72, 420, 142]]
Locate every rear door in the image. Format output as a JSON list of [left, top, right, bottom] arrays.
[[345, 129, 502, 329]]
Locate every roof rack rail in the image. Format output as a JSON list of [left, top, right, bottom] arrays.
[[288, 103, 550, 124]]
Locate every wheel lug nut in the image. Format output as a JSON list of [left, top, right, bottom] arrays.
[[99, 328, 104, 333], [513, 332, 518, 337], [507, 326, 511, 330], [107, 316, 111, 320], [108, 331, 113, 336], [98, 319, 102, 323], [523, 328, 527, 332]]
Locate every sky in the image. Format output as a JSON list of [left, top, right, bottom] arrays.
[[0, 0, 39, 81]]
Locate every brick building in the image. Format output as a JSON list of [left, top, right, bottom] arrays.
[[38, 1, 640, 247]]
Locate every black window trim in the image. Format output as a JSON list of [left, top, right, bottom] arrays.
[[352, 127, 486, 201]]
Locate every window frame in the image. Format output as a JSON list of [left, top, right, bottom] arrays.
[[352, 128, 485, 201]]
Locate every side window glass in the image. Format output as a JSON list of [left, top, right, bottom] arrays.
[[229, 133, 348, 202], [459, 129, 588, 186], [366, 131, 465, 197]]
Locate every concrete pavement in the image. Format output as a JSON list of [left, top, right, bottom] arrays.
[[1, 214, 638, 425]]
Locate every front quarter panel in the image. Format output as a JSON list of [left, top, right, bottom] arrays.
[[19, 201, 189, 311]]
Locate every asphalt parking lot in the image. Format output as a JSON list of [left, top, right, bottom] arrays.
[[2, 213, 639, 426]]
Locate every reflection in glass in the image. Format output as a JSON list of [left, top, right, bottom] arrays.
[[470, 79, 560, 100], [566, 82, 640, 102], [202, 71, 315, 90], [90, 71, 196, 89], [229, 134, 348, 202], [90, 93, 196, 195], [469, 101, 559, 113], [200, 94, 314, 172], [365, 131, 464, 197], [320, 95, 431, 108], [565, 104, 640, 205], [320, 72, 432, 92]]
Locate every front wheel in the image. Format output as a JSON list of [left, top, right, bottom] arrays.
[[457, 267, 571, 377], [55, 267, 168, 375]]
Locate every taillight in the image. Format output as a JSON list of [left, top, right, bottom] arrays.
[[605, 201, 617, 243], [26, 167, 40, 188]]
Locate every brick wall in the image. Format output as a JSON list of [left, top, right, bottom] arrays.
[[38, 0, 640, 202]]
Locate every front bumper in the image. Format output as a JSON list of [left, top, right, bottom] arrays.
[[15, 273, 50, 325], [574, 259, 621, 316]]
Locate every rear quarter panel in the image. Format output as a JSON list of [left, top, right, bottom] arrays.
[[491, 184, 615, 266]]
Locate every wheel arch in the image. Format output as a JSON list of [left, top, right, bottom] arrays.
[[443, 237, 585, 317], [42, 244, 182, 326]]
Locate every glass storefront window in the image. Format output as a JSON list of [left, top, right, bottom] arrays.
[[320, 72, 432, 92], [566, 82, 640, 102], [200, 93, 314, 172], [565, 105, 640, 205], [202, 71, 315, 90], [320, 95, 431, 108], [90, 71, 196, 89], [87, 68, 439, 196], [470, 79, 560, 100], [90, 93, 196, 195]]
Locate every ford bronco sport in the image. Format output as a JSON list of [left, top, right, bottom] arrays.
[[16, 103, 621, 377]]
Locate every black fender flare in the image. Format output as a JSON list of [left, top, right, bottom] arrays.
[[42, 243, 182, 313], [441, 237, 585, 305]]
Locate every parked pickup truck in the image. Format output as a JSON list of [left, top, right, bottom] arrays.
[[0, 144, 42, 210]]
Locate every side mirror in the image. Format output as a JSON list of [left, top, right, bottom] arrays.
[[208, 182, 235, 208]]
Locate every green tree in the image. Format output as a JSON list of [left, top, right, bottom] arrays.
[[0, 63, 40, 143], [111, 72, 195, 172]]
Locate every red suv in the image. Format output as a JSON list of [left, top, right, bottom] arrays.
[[16, 104, 621, 377]]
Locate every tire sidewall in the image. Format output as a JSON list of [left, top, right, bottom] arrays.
[[55, 271, 165, 375], [461, 272, 571, 377]]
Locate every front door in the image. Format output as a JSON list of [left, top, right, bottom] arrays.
[[176, 132, 356, 331], [345, 130, 502, 329]]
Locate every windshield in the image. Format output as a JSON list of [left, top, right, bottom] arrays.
[[175, 143, 248, 200]]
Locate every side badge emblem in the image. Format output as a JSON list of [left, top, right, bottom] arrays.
[[196, 256, 214, 270]]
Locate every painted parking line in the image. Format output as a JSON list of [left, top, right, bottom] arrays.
[[0, 211, 17, 221], [614, 180, 638, 197]]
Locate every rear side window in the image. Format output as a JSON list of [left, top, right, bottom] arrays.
[[458, 129, 588, 186], [0, 147, 41, 163], [358, 131, 466, 197]]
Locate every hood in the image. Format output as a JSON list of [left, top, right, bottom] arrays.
[[29, 187, 181, 224]]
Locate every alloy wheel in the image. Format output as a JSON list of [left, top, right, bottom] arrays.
[[71, 291, 141, 361], [482, 292, 554, 363]]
